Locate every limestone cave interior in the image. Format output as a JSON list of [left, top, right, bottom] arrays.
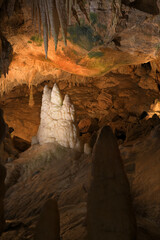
[[0, 0, 160, 239]]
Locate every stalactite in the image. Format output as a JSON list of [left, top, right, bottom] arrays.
[[55, 0, 68, 46], [29, 85, 35, 107], [0, 0, 90, 63], [44, 0, 51, 38], [48, 0, 60, 51], [39, 0, 48, 58], [69, 0, 73, 25]]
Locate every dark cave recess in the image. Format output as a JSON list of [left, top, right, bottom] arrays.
[[122, 0, 159, 15]]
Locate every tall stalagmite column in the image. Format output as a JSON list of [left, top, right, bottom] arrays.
[[0, 165, 6, 235], [87, 126, 137, 240]]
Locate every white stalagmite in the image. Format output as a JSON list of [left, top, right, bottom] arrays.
[[36, 84, 82, 151]]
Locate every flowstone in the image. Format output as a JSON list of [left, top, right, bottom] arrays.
[[35, 84, 82, 152]]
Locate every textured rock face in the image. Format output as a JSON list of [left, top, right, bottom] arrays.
[[0, 164, 6, 235], [87, 126, 137, 240], [36, 84, 82, 151], [121, 124, 160, 225], [34, 199, 60, 240]]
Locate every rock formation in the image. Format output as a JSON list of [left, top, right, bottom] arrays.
[[147, 99, 160, 118], [34, 199, 60, 240], [0, 109, 7, 144], [0, 33, 13, 78], [0, 165, 6, 235], [36, 84, 82, 151], [128, 124, 160, 224], [87, 126, 137, 240], [0, 109, 6, 235]]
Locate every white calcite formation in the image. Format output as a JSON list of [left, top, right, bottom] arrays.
[[148, 99, 160, 118], [36, 84, 82, 151]]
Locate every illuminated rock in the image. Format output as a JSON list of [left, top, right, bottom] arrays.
[[36, 84, 82, 151], [148, 99, 160, 118]]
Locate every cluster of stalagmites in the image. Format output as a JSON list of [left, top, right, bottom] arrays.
[[33, 126, 136, 240], [0, 102, 136, 239], [34, 84, 84, 152]]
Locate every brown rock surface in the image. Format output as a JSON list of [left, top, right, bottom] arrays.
[[87, 126, 137, 240], [138, 76, 159, 91], [121, 124, 160, 224], [3, 143, 90, 240]]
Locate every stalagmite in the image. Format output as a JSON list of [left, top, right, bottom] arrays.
[[0, 109, 6, 235], [34, 199, 60, 240], [0, 164, 6, 235], [87, 126, 137, 240], [36, 84, 82, 151]]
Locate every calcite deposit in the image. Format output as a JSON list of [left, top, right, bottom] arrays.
[[36, 84, 82, 151]]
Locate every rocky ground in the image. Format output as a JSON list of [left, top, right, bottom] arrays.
[[1, 122, 160, 239]]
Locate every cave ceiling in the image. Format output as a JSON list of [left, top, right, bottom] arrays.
[[0, 0, 160, 94]]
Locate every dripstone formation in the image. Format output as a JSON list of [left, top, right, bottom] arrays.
[[0, 109, 7, 144], [35, 84, 82, 151], [0, 109, 6, 235], [34, 199, 60, 240], [0, 164, 6, 235], [87, 126, 137, 240]]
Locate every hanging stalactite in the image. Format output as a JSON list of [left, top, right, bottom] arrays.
[[29, 85, 35, 107], [0, 0, 90, 78]]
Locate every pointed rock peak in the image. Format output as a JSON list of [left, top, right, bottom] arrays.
[[43, 85, 49, 93], [87, 125, 137, 240], [63, 94, 71, 106], [51, 83, 63, 106], [42, 85, 51, 102], [93, 126, 118, 160]]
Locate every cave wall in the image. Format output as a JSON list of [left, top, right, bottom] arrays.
[[122, 0, 159, 15]]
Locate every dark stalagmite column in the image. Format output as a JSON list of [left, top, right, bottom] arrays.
[[0, 164, 6, 235], [87, 126, 137, 240], [0, 108, 6, 235], [34, 199, 60, 240]]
